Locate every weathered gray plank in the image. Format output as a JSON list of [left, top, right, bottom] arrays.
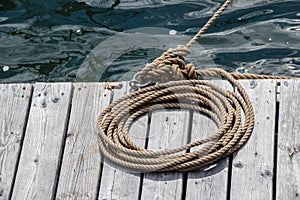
[[55, 83, 111, 200], [277, 80, 300, 200], [0, 84, 31, 200], [186, 113, 228, 200], [11, 83, 72, 200], [231, 80, 277, 200], [99, 83, 147, 200], [186, 80, 230, 200], [141, 109, 190, 200]]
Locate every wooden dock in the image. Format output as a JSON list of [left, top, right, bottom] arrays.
[[0, 80, 299, 200]]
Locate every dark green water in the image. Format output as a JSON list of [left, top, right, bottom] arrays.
[[0, 0, 300, 83]]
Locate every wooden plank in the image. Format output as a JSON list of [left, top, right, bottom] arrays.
[[11, 83, 72, 200], [140, 109, 190, 200], [230, 80, 277, 200], [99, 83, 147, 200], [185, 80, 230, 200], [277, 80, 300, 200], [186, 113, 228, 200], [55, 83, 111, 200], [0, 84, 31, 199]]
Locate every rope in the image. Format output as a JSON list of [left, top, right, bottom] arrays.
[[185, 0, 233, 48], [97, 0, 296, 172], [98, 68, 255, 172]]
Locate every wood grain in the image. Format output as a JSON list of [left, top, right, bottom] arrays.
[[99, 83, 147, 200], [56, 83, 111, 200], [141, 109, 190, 200], [0, 84, 32, 200], [3, 80, 300, 200], [230, 80, 277, 200], [277, 80, 300, 200], [186, 80, 230, 200], [11, 83, 72, 200]]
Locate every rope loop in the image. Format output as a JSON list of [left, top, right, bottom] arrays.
[[97, 69, 255, 172]]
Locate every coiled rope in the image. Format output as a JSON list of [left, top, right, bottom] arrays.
[[97, 0, 295, 172]]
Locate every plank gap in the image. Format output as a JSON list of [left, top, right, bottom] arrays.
[[95, 158, 105, 200], [226, 155, 233, 200], [144, 111, 153, 150], [226, 80, 236, 200], [276, 81, 281, 102], [272, 101, 280, 200], [138, 111, 152, 200], [52, 84, 75, 200], [138, 173, 144, 200], [181, 110, 193, 200], [186, 111, 194, 153], [181, 173, 188, 200], [8, 84, 33, 200]]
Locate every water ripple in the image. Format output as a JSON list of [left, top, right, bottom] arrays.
[[0, 0, 299, 82]]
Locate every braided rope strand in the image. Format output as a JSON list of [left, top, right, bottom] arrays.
[[185, 0, 233, 48], [98, 69, 255, 172]]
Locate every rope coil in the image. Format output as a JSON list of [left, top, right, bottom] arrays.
[[97, 0, 296, 172], [98, 69, 254, 172]]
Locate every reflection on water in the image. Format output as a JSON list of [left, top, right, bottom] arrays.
[[0, 0, 299, 82]]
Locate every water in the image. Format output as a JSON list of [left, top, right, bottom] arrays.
[[0, 0, 300, 83]]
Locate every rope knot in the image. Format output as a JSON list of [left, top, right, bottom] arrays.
[[139, 45, 198, 84]]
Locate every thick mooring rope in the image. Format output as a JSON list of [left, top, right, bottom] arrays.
[[97, 0, 295, 172], [97, 68, 256, 172]]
